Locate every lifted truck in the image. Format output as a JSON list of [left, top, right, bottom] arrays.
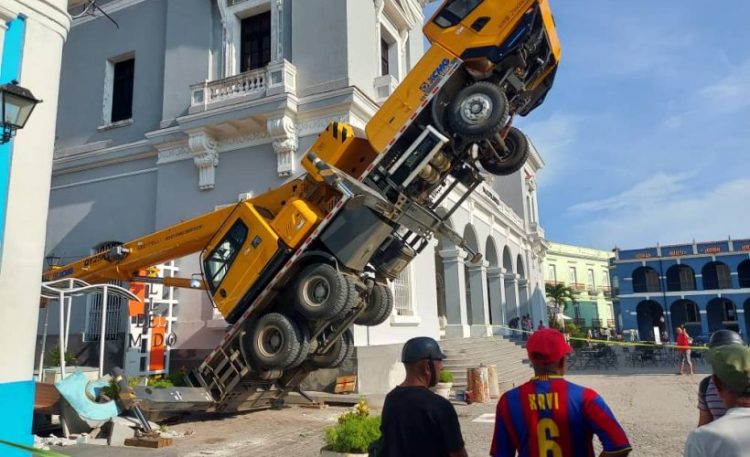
[[44, 0, 560, 412]]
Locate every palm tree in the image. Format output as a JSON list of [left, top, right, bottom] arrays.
[[545, 282, 579, 325]]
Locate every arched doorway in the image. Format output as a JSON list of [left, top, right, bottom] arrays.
[[485, 237, 500, 325], [463, 225, 479, 325], [671, 299, 701, 340], [632, 266, 660, 292], [707, 298, 739, 334], [636, 300, 664, 342]]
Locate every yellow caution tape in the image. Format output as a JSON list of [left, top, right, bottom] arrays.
[[497, 324, 709, 351]]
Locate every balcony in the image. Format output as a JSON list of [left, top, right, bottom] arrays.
[[587, 285, 598, 296], [571, 283, 587, 292], [373, 74, 398, 104], [189, 60, 297, 113], [528, 221, 546, 239], [599, 286, 612, 298]]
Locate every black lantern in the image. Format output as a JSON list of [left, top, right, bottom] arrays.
[[45, 253, 61, 268], [0, 82, 42, 144]]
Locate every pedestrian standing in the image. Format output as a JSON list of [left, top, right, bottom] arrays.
[[379, 337, 467, 457], [537, 320, 545, 331], [677, 327, 694, 375], [697, 330, 744, 426], [683, 344, 750, 457], [490, 329, 632, 457]]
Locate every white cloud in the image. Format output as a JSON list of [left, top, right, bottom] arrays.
[[566, 175, 750, 249], [698, 60, 750, 114], [516, 112, 583, 186]]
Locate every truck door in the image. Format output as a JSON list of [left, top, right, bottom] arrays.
[[202, 204, 286, 322]]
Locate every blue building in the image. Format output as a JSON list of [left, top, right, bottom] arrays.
[[611, 238, 750, 343]]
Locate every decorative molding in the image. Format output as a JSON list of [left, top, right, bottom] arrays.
[[155, 140, 192, 165], [218, 130, 270, 153], [267, 115, 298, 177], [296, 113, 350, 137], [188, 130, 219, 190]]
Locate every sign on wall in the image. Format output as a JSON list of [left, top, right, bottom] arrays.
[[124, 264, 178, 377]]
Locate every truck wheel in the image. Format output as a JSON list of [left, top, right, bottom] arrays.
[[448, 82, 508, 142], [256, 369, 283, 381], [288, 321, 311, 368], [479, 127, 529, 176], [310, 330, 354, 369], [294, 264, 349, 320], [244, 312, 302, 370], [354, 283, 394, 326]]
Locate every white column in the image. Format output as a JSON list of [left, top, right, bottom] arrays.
[[440, 248, 470, 338], [487, 267, 504, 334], [468, 261, 491, 337]]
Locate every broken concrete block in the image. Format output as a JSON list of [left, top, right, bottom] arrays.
[[107, 418, 135, 446]]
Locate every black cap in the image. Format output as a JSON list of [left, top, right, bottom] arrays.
[[709, 329, 744, 348], [401, 337, 446, 363]]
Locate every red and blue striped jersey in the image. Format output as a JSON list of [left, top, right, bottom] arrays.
[[490, 375, 631, 457]]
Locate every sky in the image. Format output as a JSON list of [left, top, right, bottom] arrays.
[[423, 1, 750, 250]]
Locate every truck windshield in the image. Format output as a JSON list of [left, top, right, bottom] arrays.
[[434, 0, 483, 28], [204, 221, 248, 293]]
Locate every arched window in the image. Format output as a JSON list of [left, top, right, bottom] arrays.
[[702, 261, 732, 290], [738, 260, 750, 288], [632, 266, 660, 293], [665, 264, 696, 291]]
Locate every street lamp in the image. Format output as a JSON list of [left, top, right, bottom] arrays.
[[45, 253, 61, 269], [0, 82, 42, 144]]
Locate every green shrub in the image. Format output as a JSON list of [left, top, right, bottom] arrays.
[[563, 323, 587, 350], [47, 346, 76, 367], [324, 398, 381, 453], [439, 369, 454, 384]]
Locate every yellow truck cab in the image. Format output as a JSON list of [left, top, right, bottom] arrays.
[[367, 0, 560, 177]]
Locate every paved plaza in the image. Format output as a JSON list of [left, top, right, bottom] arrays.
[[53, 364, 708, 457]]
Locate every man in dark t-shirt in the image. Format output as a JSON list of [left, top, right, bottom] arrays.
[[380, 337, 467, 457]]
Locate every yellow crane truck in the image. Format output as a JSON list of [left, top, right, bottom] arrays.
[[44, 0, 560, 411]]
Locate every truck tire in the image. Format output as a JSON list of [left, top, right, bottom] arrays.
[[448, 81, 508, 142], [354, 283, 394, 326], [294, 264, 349, 320], [310, 330, 354, 369], [244, 312, 302, 370], [256, 369, 283, 381], [479, 127, 529, 176], [288, 321, 311, 368]]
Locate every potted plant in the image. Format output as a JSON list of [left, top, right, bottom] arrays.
[[322, 398, 381, 456], [431, 369, 454, 400]]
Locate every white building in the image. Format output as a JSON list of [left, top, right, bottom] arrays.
[[0, 0, 71, 451], [44, 0, 547, 394]]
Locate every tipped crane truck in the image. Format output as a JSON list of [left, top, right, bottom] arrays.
[[45, 0, 560, 412]]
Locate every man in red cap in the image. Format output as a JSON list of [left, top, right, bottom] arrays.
[[490, 328, 632, 457]]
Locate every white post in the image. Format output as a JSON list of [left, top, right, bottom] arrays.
[[37, 306, 49, 381], [64, 295, 72, 350], [58, 290, 66, 378], [98, 286, 109, 378]]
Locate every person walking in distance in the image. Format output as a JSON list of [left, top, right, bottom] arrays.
[[676, 326, 694, 375], [697, 330, 744, 426], [380, 337, 467, 457], [490, 328, 632, 457], [683, 344, 750, 456]]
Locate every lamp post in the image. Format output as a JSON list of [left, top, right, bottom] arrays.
[[45, 253, 61, 269], [0, 81, 42, 144]]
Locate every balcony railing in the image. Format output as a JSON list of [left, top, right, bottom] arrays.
[[599, 286, 612, 297], [587, 285, 598, 296], [591, 318, 603, 328], [189, 60, 297, 112], [571, 283, 587, 292]]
